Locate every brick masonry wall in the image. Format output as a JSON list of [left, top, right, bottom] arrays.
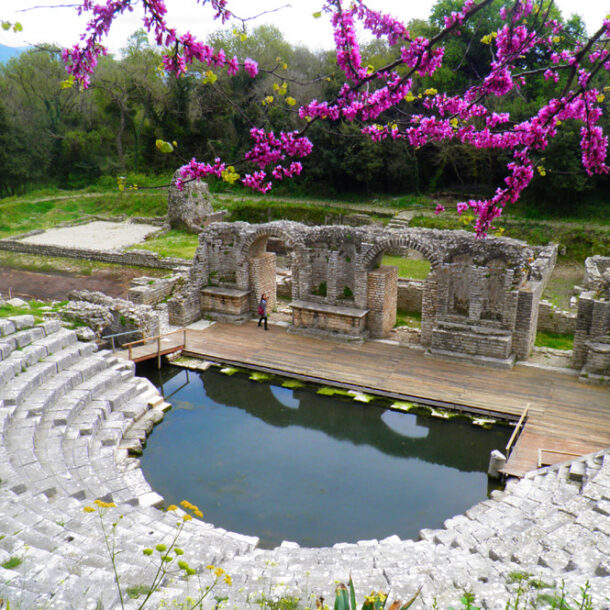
[[397, 279, 423, 312], [292, 307, 366, 336], [201, 290, 250, 316], [168, 293, 200, 326], [537, 301, 576, 335], [431, 327, 512, 359], [249, 253, 276, 312], [128, 278, 180, 305], [573, 293, 610, 372], [367, 266, 397, 338]]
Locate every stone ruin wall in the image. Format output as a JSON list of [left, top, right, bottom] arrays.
[[572, 256, 610, 379], [168, 221, 556, 366]]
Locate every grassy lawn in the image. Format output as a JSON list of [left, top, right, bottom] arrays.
[[0, 190, 167, 239], [535, 331, 574, 351], [381, 255, 431, 279], [2, 182, 608, 264], [129, 230, 199, 259], [394, 309, 422, 328], [0, 299, 66, 321], [542, 262, 583, 310]]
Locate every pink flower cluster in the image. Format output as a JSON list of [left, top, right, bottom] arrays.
[[63, 0, 610, 235], [63, 0, 256, 87]]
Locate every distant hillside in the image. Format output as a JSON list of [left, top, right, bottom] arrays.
[[0, 44, 27, 64]]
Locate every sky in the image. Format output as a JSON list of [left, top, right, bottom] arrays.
[[1, 0, 608, 55]]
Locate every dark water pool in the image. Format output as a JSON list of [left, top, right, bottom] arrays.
[[138, 365, 510, 549]]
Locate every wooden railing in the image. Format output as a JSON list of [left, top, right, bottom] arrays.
[[537, 448, 582, 468], [123, 328, 187, 368], [505, 402, 530, 456]]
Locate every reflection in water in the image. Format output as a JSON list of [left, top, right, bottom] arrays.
[[381, 410, 429, 439], [139, 365, 510, 549]]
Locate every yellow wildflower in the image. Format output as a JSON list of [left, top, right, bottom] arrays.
[[83, 506, 96, 513], [214, 567, 225, 578], [224, 574, 233, 586], [193, 509, 203, 518], [424, 88, 438, 95], [167, 505, 178, 511]]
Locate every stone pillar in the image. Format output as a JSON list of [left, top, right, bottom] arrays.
[[366, 266, 397, 338], [249, 252, 276, 312], [468, 268, 484, 322], [327, 251, 340, 302], [420, 272, 438, 347]]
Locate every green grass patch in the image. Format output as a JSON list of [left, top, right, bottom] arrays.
[[0, 189, 167, 239], [317, 386, 351, 397], [2, 556, 23, 570], [128, 230, 198, 259], [409, 214, 610, 263], [126, 585, 152, 600], [535, 331, 574, 351], [0, 299, 63, 321], [381, 255, 431, 279], [249, 371, 274, 383], [394, 309, 422, 329], [542, 262, 583, 310], [281, 379, 305, 389]]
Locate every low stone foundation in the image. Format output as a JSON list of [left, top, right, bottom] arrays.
[[201, 286, 252, 322], [291, 300, 369, 338], [537, 300, 576, 335]]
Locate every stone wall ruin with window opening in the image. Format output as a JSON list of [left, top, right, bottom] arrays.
[[168, 221, 556, 367]]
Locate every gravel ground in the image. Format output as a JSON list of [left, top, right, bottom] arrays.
[[18, 221, 161, 251]]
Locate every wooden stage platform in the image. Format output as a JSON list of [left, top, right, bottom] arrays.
[[154, 322, 609, 478]]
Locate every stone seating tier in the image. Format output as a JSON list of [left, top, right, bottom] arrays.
[[0, 314, 608, 608]]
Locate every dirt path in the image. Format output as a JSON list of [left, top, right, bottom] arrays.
[[0, 267, 152, 301]]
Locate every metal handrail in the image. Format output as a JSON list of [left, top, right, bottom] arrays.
[[102, 329, 144, 353], [505, 402, 530, 455]]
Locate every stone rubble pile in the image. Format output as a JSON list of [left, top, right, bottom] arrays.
[[0, 315, 608, 608], [64, 290, 161, 345]]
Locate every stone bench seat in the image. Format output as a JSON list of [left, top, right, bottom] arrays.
[[0, 315, 35, 337], [201, 286, 252, 321], [290, 300, 369, 337]]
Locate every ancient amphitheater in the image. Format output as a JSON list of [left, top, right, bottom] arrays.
[[0, 313, 608, 608]]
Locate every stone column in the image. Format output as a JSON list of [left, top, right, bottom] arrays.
[[249, 252, 277, 311], [366, 266, 397, 338]]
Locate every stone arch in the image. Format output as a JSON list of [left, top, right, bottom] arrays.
[[361, 235, 443, 271], [239, 224, 301, 259], [238, 224, 306, 309]]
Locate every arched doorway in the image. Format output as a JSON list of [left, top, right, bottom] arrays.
[[239, 224, 303, 318], [361, 236, 440, 340]]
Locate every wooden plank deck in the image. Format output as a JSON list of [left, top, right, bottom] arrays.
[[172, 322, 609, 477], [117, 335, 185, 363]]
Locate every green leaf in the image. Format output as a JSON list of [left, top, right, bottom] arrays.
[[1, 22, 10, 31], [312, 11, 322, 18], [334, 584, 350, 610], [155, 139, 174, 153], [14, 22, 23, 32], [348, 576, 356, 610]]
